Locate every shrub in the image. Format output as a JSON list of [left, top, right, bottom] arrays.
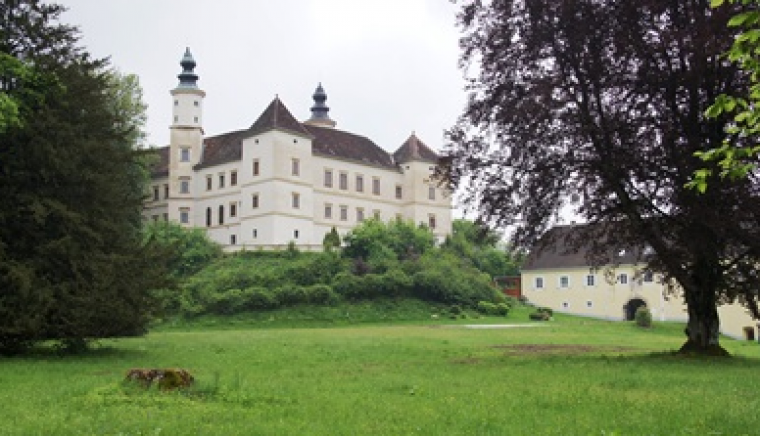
[[303, 284, 340, 306], [243, 287, 278, 310], [494, 303, 510, 316], [477, 301, 497, 314], [635, 306, 653, 328], [449, 304, 463, 315], [537, 307, 553, 316], [529, 311, 550, 321]]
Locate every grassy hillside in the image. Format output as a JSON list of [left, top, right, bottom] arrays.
[[2, 310, 758, 435]]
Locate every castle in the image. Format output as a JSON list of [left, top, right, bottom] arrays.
[[144, 49, 453, 250]]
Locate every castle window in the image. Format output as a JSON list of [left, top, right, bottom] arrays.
[[194, 101, 199, 107], [252, 194, 259, 209], [253, 229, 258, 238], [357, 208, 365, 222], [253, 159, 260, 176], [206, 175, 212, 191], [643, 270, 654, 283], [340, 205, 348, 221], [587, 300, 593, 308], [586, 274, 595, 286], [618, 273, 628, 285], [356, 175, 364, 192], [292, 158, 300, 176], [218, 205, 224, 225], [152, 186, 159, 201], [339, 172, 348, 190], [174, 116, 179, 123], [230, 235, 237, 245], [231, 170, 238, 186], [180, 179, 190, 194], [219, 173, 225, 189], [206, 207, 212, 227], [230, 202, 237, 218], [373, 210, 381, 220], [294, 230, 299, 239], [428, 186, 436, 200], [395, 185, 402, 199], [372, 177, 380, 195], [292, 192, 300, 209], [428, 214, 437, 229], [163, 184, 169, 199], [325, 203, 333, 219], [174, 100, 178, 106], [194, 116, 198, 123], [162, 213, 168, 221], [324, 169, 333, 187], [180, 208, 189, 224], [560, 276, 569, 288], [535, 277, 544, 289]]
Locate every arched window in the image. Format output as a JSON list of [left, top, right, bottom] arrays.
[[206, 207, 212, 227], [218, 205, 224, 225]]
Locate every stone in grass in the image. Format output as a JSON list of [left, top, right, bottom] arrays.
[[125, 368, 194, 390]]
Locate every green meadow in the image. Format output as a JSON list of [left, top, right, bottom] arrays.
[[2, 306, 759, 436]]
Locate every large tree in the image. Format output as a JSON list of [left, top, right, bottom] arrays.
[[444, 0, 760, 354], [0, 0, 167, 353]]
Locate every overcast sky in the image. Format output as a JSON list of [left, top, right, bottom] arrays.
[[57, 0, 467, 156]]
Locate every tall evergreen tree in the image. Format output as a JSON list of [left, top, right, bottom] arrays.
[[0, 0, 167, 353], [445, 0, 760, 354]]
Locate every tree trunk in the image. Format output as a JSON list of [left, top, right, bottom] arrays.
[[679, 286, 729, 356]]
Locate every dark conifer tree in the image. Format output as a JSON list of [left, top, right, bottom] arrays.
[[0, 0, 168, 353]]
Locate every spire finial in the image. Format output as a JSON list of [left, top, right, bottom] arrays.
[[303, 83, 336, 127], [177, 47, 199, 89]]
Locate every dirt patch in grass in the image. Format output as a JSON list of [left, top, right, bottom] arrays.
[[493, 344, 643, 355]]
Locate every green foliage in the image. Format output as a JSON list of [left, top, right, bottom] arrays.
[[0, 1, 167, 353], [529, 307, 553, 321], [342, 218, 435, 263], [441, 219, 523, 278], [322, 226, 342, 252], [143, 221, 223, 278], [635, 306, 653, 328], [691, 0, 760, 190], [477, 301, 510, 316]]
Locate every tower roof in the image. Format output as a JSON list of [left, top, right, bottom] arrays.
[[176, 47, 199, 89], [393, 132, 439, 164], [304, 83, 336, 127], [249, 96, 314, 138]]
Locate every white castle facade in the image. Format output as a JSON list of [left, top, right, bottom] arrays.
[[144, 49, 453, 250]]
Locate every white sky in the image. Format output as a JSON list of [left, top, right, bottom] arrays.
[[57, 0, 466, 155]]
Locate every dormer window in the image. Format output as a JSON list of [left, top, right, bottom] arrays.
[[180, 148, 190, 162]]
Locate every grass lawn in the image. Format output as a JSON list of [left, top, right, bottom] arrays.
[[1, 307, 759, 435]]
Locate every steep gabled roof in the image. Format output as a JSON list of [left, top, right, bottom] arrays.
[[249, 97, 313, 139], [149, 146, 170, 178], [393, 132, 439, 164], [304, 124, 396, 168], [148, 97, 438, 174], [522, 223, 642, 271], [194, 129, 248, 170]]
